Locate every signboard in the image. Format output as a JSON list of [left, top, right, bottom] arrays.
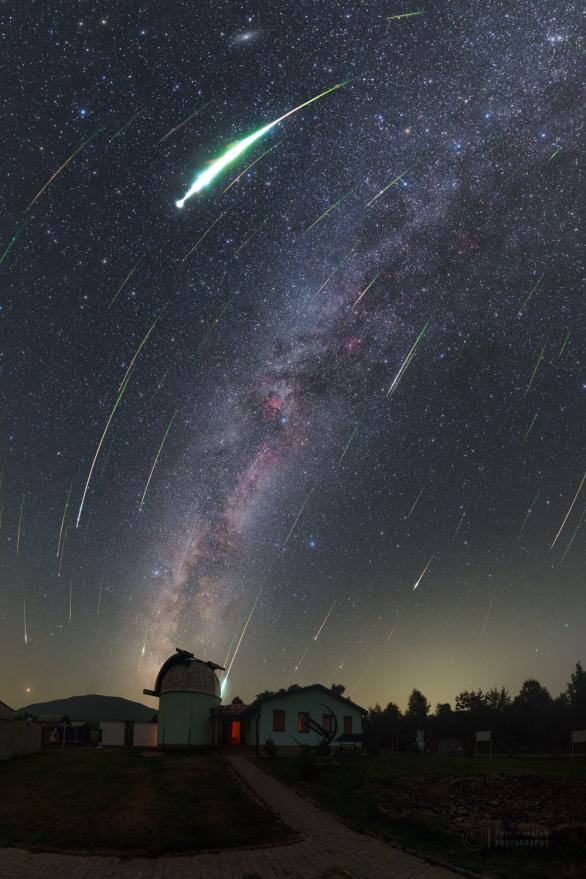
[[476, 731, 491, 742], [572, 730, 586, 744], [416, 729, 425, 743]]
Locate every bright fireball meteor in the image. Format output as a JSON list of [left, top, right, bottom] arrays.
[[413, 554, 434, 590], [176, 78, 356, 207]]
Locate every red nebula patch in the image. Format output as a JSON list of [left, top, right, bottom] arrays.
[[341, 336, 362, 355], [262, 396, 282, 420]]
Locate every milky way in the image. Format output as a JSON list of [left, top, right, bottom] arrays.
[[1, 1, 584, 711]]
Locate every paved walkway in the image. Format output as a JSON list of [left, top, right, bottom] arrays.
[[0, 757, 463, 879]]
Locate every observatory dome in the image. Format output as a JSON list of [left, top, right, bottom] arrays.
[[160, 658, 221, 697]]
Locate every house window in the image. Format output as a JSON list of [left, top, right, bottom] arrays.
[[343, 716, 352, 734], [273, 710, 285, 732], [322, 714, 333, 734], [298, 712, 309, 733]]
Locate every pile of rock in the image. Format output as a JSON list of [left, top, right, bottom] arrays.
[[355, 774, 586, 844]]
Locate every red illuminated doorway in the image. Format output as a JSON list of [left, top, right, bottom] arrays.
[[230, 721, 240, 744]]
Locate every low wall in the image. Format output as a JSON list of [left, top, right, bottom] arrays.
[[0, 721, 42, 760]]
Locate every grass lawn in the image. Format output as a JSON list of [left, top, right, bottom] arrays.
[[0, 746, 294, 855], [257, 753, 586, 879]]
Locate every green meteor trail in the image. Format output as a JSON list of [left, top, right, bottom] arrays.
[[408, 476, 430, 517], [548, 147, 562, 162], [311, 239, 361, 302], [183, 210, 230, 261], [526, 329, 551, 394], [386, 315, 433, 397], [0, 220, 30, 267], [524, 408, 540, 441], [282, 479, 318, 549], [57, 478, 74, 557], [109, 254, 145, 309], [28, 124, 109, 210], [453, 486, 477, 542], [138, 408, 179, 513], [443, 462, 455, 483], [339, 389, 376, 463], [387, 10, 427, 19], [558, 325, 572, 359], [111, 106, 149, 141], [301, 186, 355, 237], [353, 272, 381, 308], [280, 637, 291, 657], [222, 143, 279, 193], [518, 272, 545, 316], [454, 332, 470, 363], [17, 493, 25, 556], [156, 98, 215, 145], [23, 590, 27, 644], [365, 164, 416, 208], [519, 483, 544, 532], [221, 628, 239, 673], [97, 577, 104, 616], [118, 308, 166, 393], [198, 290, 238, 353], [176, 78, 356, 206], [76, 364, 137, 527], [138, 627, 150, 672], [69, 577, 73, 622], [234, 214, 274, 257], [561, 503, 586, 564]]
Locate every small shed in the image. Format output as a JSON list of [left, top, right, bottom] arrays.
[[0, 699, 41, 759], [99, 721, 129, 746], [0, 699, 13, 722], [70, 722, 91, 744], [133, 722, 157, 747]]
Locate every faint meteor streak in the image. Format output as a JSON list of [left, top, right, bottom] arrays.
[[183, 210, 230, 261], [478, 584, 498, 643], [138, 627, 150, 672], [0, 220, 30, 267], [235, 214, 274, 256], [454, 332, 470, 363], [526, 329, 551, 394], [386, 315, 432, 397], [176, 78, 356, 206], [28, 124, 108, 210], [550, 470, 586, 549], [413, 555, 434, 590], [558, 325, 572, 359], [76, 365, 136, 527], [302, 187, 355, 237], [111, 106, 149, 141], [387, 614, 401, 640], [198, 290, 238, 352], [353, 272, 381, 308], [222, 143, 278, 193], [179, 523, 197, 569], [69, 578, 73, 622], [311, 239, 361, 302], [97, 577, 104, 616], [351, 659, 374, 694], [156, 98, 215, 145], [443, 462, 455, 483], [518, 272, 545, 316], [524, 408, 540, 441], [387, 10, 427, 19], [138, 408, 179, 513], [23, 591, 27, 644], [99, 428, 119, 476], [282, 479, 319, 549], [295, 643, 311, 671], [327, 654, 349, 685], [453, 486, 477, 541], [108, 254, 145, 309], [339, 389, 376, 463], [314, 599, 337, 639], [280, 637, 291, 657], [365, 164, 416, 207], [408, 476, 430, 517], [560, 503, 586, 564], [17, 493, 25, 556], [519, 483, 543, 532], [57, 478, 74, 557], [118, 309, 165, 393]]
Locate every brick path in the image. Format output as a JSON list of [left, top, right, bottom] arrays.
[[0, 757, 463, 879]]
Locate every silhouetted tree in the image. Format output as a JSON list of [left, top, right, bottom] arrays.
[[405, 688, 430, 731], [330, 683, 346, 697], [231, 696, 244, 705], [566, 661, 586, 729]]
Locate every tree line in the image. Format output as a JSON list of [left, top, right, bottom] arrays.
[[363, 661, 586, 751]]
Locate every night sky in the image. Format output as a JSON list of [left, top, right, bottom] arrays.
[[2, 1, 584, 715]]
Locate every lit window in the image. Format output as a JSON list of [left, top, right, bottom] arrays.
[[298, 712, 309, 733], [273, 710, 285, 732]]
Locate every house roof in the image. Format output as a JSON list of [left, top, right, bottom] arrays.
[[36, 715, 71, 724], [249, 684, 368, 716]]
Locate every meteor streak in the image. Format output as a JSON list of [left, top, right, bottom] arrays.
[[138, 409, 179, 513], [198, 290, 238, 352], [138, 627, 150, 672], [519, 483, 543, 533], [365, 164, 416, 208], [295, 643, 311, 671], [524, 408, 540, 441], [548, 147, 562, 162], [387, 614, 401, 640], [176, 78, 356, 206], [57, 478, 74, 556], [387, 10, 427, 19], [118, 309, 165, 392], [17, 493, 25, 556], [111, 106, 149, 141], [351, 659, 374, 694], [311, 239, 361, 302], [282, 479, 318, 549], [234, 215, 273, 256], [280, 637, 291, 657], [454, 332, 470, 363], [518, 273, 545, 316], [179, 524, 196, 570], [314, 599, 337, 639], [99, 428, 119, 476], [327, 654, 348, 685], [386, 315, 433, 397], [558, 325, 572, 359], [222, 628, 239, 672], [183, 210, 230, 261], [222, 143, 278, 193], [453, 486, 477, 541], [28, 124, 108, 210], [339, 389, 376, 463], [413, 555, 434, 590], [97, 577, 104, 616], [353, 272, 380, 308], [69, 578, 73, 622], [443, 462, 455, 483], [58, 524, 68, 577], [0, 220, 30, 267], [408, 477, 430, 517], [23, 591, 27, 644], [108, 254, 145, 309], [551, 470, 586, 549], [76, 364, 137, 527], [561, 503, 586, 564], [478, 584, 498, 643], [156, 98, 215, 145], [302, 187, 355, 237], [526, 329, 551, 394]]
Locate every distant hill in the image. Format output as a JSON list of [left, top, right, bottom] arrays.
[[14, 694, 156, 722]]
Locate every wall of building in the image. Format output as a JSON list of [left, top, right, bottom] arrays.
[[0, 720, 41, 760], [99, 721, 127, 746], [157, 691, 219, 747], [257, 688, 363, 755], [134, 722, 157, 747]]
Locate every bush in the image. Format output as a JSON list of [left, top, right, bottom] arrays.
[[264, 735, 277, 758], [299, 743, 319, 780]]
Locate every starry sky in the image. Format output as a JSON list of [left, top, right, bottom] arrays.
[[1, 1, 584, 714]]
